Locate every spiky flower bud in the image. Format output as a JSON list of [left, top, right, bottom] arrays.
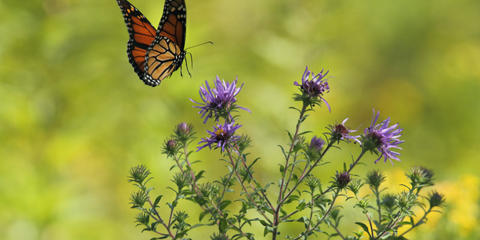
[[128, 165, 151, 185], [237, 135, 251, 152], [347, 179, 363, 195], [407, 167, 434, 188], [164, 139, 178, 156], [397, 191, 417, 213], [428, 191, 445, 208], [366, 170, 385, 191], [177, 122, 191, 135], [335, 171, 351, 189], [130, 191, 149, 208], [175, 122, 193, 143], [382, 194, 397, 210], [135, 212, 150, 226], [173, 172, 191, 190], [306, 176, 321, 192]]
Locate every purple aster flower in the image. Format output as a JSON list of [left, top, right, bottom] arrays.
[[309, 136, 325, 152], [197, 121, 242, 152], [307, 136, 325, 159], [191, 76, 249, 123], [329, 118, 361, 144], [362, 110, 404, 163], [294, 66, 331, 111]]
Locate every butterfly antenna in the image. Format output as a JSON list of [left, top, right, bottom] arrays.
[[185, 41, 214, 50]]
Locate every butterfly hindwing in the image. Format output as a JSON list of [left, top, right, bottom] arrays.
[[144, 36, 184, 86]]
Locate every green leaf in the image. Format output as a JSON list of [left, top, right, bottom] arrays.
[[259, 220, 269, 226], [199, 211, 208, 221], [195, 170, 205, 180], [153, 195, 163, 207], [355, 222, 370, 234], [219, 219, 228, 233], [220, 200, 232, 210]]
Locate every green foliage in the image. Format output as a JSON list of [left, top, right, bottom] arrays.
[[1, 0, 479, 239]]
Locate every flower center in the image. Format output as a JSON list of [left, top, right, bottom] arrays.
[[368, 131, 384, 146], [335, 124, 348, 136], [215, 128, 228, 141]]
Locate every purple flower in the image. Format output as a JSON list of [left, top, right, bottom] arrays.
[[197, 121, 242, 152], [362, 110, 404, 163], [294, 66, 330, 111], [330, 118, 361, 143], [309, 136, 325, 152], [191, 76, 249, 123]]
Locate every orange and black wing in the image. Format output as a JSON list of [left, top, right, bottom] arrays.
[[143, 36, 185, 86], [142, 0, 187, 86], [157, 0, 186, 50], [116, 0, 157, 81]]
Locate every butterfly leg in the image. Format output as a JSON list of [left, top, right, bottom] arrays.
[[185, 58, 192, 78], [186, 52, 193, 77]]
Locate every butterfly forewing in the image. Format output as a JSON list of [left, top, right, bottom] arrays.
[[116, 0, 157, 80], [157, 0, 186, 49]]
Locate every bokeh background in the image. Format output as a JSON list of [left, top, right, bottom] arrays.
[[0, 0, 479, 239]]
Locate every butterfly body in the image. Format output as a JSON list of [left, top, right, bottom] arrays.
[[116, 0, 187, 87]]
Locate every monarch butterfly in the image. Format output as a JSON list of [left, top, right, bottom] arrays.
[[116, 0, 187, 87]]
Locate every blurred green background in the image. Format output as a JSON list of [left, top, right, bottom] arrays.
[[0, 0, 479, 239]]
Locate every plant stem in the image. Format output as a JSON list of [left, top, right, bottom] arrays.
[[366, 212, 375, 239], [235, 147, 276, 212], [278, 104, 308, 203], [173, 144, 233, 239], [226, 149, 272, 224], [280, 149, 366, 222], [399, 208, 432, 237], [281, 141, 335, 205], [293, 189, 341, 240], [273, 104, 308, 240], [304, 191, 315, 238], [332, 223, 346, 240], [374, 213, 402, 240], [375, 189, 382, 227], [148, 199, 176, 239]]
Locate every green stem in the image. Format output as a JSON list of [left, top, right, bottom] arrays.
[[226, 149, 272, 225], [294, 189, 341, 240], [281, 141, 335, 205], [281, 149, 366, 222], [278, 104, 308, 203], [148, 199, 176, 239], [399, 208, 432, 237], [273, 104, 308, 240], [375, 189, 382, 227]]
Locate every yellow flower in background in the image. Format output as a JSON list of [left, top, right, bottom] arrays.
[[437, 174, 479, 235]]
